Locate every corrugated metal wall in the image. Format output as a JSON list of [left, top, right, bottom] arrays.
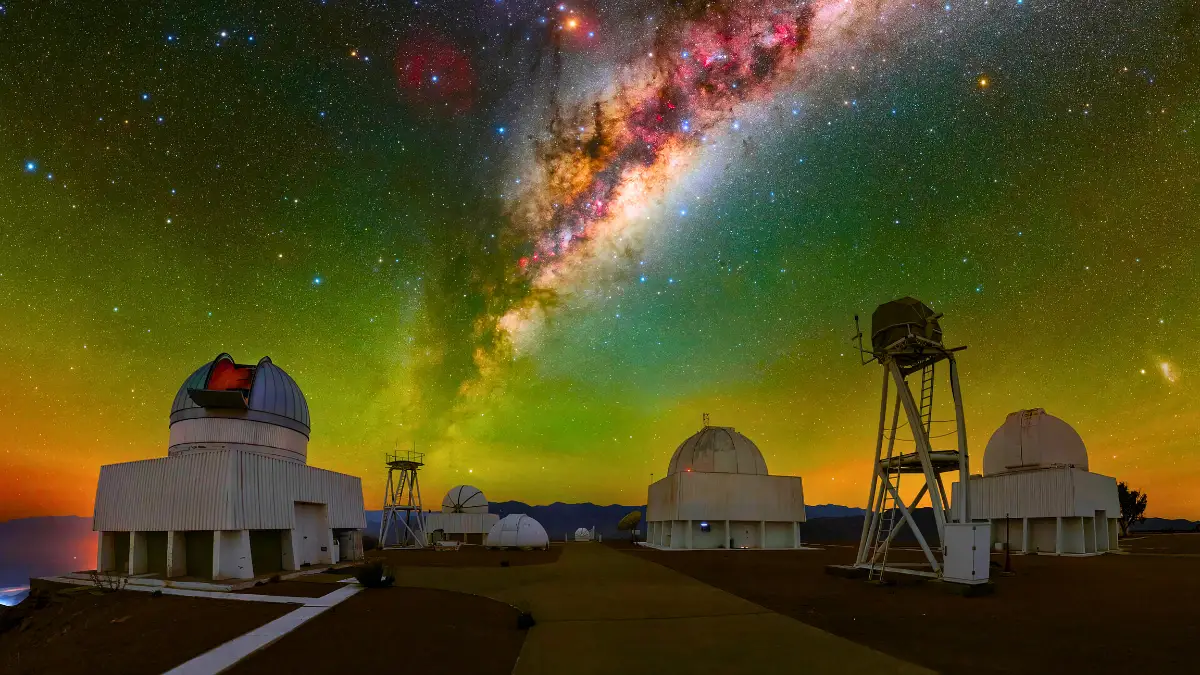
[[424, 512, 499, 534], [93, 450, 365, 531], [94, 452, 238, 531], [648, 472, 805, 523], [951, 467, 1118, 520], [168, 417, 308, 462]]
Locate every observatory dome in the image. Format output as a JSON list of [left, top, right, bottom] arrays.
[[487, 514, 549, 550], [167, 354, 311, 462], [442, 485, 488, 514], [667, 426, 768, 476], [870, 297, 943, 355], [982, 409, 1089, 476]]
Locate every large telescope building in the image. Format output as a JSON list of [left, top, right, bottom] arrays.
[[92, 354, 366, 580]]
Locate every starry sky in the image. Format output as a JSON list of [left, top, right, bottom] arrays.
[[2, 0, 1197, 523]]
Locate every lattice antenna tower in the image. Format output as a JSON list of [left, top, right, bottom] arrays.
[[852, 297, 972, 581], [379, 440, 426, 549]]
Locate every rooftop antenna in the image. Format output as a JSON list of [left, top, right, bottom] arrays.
[[379, 441, 426, 549], [702, 412, 710, 428], [852, 297, 971, 582]]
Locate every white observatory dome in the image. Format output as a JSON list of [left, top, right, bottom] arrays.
[[982, 408, 1089, 476], [168, 354, 310, 463], [442, 485, 488, 514], [574, 527, 592, 541], [667, 426, 768, 476], [487, 514, 549, 550]]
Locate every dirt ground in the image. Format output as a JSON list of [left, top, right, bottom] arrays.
[[0, 586, 292, 675], [620, 542, 1198, 675], [227, 586, 526, 675], [1122, 532, 1200, 555], [366, 543, 563, 568]]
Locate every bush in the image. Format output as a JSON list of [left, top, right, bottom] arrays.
[[354, 560, 394, 588], [87, 571, 128, 592]]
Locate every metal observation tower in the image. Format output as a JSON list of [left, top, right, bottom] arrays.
[[852, 297, 972, 580], [379, 447, 426, 549]]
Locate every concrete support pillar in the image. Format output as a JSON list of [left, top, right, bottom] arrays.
[[214, 530, 255, 580], [281, 529, 299, 571], [98, 532, 115, 573], [1055, 516, 1063, 555], [128, 531, 148, 575], [321, 528, 335, 565], [686, 520, 693, 550], [725, 520, 730, 549], [166, 531, 186, 577], [211, 531, 222, 580], [760, 521, 766, 550], [1021, 518, 1030, 553], [793, 521, 801, 549]]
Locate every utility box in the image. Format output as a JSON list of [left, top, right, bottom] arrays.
[[943, 523, 991, 585]]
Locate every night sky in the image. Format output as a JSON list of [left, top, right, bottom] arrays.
[[2, 0, 1197, 522]]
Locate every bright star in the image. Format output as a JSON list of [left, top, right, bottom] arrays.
[[24, 161, 36, 172]]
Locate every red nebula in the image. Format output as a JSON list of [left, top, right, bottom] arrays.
[[394, 33, 477, 114]]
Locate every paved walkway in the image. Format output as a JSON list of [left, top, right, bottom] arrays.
[[162, 585, 362, 675], [391, 544, 931, 675]]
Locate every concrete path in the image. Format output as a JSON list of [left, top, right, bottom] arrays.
[[392, 544, 931, 675], [162, 585, 362, 675]]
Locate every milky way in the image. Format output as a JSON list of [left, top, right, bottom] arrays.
[[471, 0, 895, 386]]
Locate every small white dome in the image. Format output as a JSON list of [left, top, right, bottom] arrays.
[[983, 409, 1089, 476], [442, 485, 488, 514], [668, 426, 768, 476], [574, 527, 592, 541], [487, 514, 549, 549]]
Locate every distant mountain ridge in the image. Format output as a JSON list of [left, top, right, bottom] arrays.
[[365, 502, 868, 543], [0, 516, 96, 606], [1131, 517, 1200, 533]]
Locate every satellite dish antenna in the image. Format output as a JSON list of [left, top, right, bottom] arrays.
[[852, 297, 972, 581]]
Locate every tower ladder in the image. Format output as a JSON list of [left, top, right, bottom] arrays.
[[868, 427, 903, 582], [918, 362, 935, 436]]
